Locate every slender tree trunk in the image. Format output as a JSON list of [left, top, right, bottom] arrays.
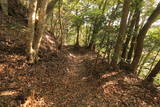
[[75, 26, 80, 47], [85, 25, 89, 46], [27, 0, 37, 63], [121, 10, 138, 60], [101, 0, 108, 14], [137, 45, 157, 75], [144, 49, 160, 79], [127, 11, 140, 63], [32, 0, 48, 62], [145, 60, 160, 83], [111, 0, 131, 69], [148, 49, 160, 72], [88, 21, 99, 50], [0, 0, 8, 15], [127, 11, 133, 28], [57, 0, 63, 50], [130, 3, 160, 72]]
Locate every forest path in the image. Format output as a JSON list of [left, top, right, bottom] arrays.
[[41, 47, 109, 106], [0, 45, 109, 106], [0, 11, 160, 107]]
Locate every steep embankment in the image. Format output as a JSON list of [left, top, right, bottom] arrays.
[[0, 12, 160, 107]]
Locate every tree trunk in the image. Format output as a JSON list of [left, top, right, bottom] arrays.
[[57, 0, 63, 50], [137, 45, 157, 75], [121, 10, 138, 60], [32, 0, 48, 58], [88, 21, 99, 50], [127, 11, 133, 28], [148, 49, 160, 72], [130, 3, 160, 72], [0, 0, 8, 15], [27, 0, 48, 63], [27, 0, 37, 63], [75, 26, 80, 47], [110, 0, 131, 69], [127, 11, 140, 63], [145, 60, 160, 83]]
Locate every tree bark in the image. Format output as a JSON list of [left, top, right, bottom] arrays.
[[88, 20, 99, 50], [127, 11, 140, 63], [75, 26, 80, 47], [27, 0, 37, 63], [145, 60, 160, 83], [137, 45, 157, 75], [121, 10, 138, 60], [148, 49, 160, 72], [130, 3, 160, 72], [33, 0, 48, 57], [111, 0, 131, 68], [57, 0, 63, 50], [27, 0, 49, 63]]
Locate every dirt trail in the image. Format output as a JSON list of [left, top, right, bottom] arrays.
[[42, 47, 109, 106]]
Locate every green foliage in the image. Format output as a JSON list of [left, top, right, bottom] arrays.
[[144, 27, 160, 50], [71, 15, 84, 27], [139, 27, 160, 85]]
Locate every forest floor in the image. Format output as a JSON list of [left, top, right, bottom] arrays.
[[0, 12, 160, 107]]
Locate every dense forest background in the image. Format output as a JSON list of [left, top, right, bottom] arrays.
[[0, 0, 160, 106]]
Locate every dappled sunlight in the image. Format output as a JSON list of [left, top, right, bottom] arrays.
[[69, 53, 76, 58], [45, 34, 54, 44], [0, 90, 18, 96], [100, 74, 159, 106], [0, 64, 6, 72], [40, 34, 56, 51], [102, 71, 120, 79], [20, 97, 46, 107], [102, 81, 117, 88], [123, 75, 140, 84]]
